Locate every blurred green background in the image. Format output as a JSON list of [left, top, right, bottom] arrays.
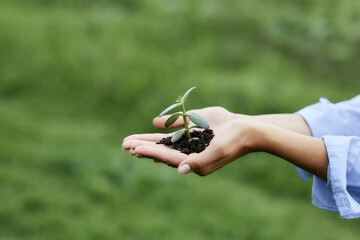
[[1, 0, 360, 239]]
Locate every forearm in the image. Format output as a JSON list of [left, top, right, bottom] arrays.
[[251, 122, 328, 180], [236, 113, 312, 136]]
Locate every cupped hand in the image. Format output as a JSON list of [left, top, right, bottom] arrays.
[[122, 118, 257, 176], [122, 106, 236, 160], [122, 106, 237, 160]]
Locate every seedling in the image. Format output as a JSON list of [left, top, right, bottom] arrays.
[[159, 87, 210, 143]]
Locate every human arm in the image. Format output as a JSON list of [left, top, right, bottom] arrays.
[[123, 118, 328, 179], [124, 96, 360, 180], [176, 119, 328, 179], [122, 102, 360, 218]]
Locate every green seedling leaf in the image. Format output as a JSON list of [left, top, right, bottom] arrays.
[[181, 86, 196, 102], [188, 137, 199, 143], [159, 103, 181, 117], [165, 112, 183, 127], [187, 112, 209, 129], [189, 125, 200, 129], [171, 129, 185, 143]]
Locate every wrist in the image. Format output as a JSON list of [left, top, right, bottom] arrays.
[[233, 119, 264, 154]]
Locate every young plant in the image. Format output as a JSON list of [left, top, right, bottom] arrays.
[[159, 87, 210, 143]]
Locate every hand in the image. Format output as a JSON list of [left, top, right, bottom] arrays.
[[122, 118, 257, 176], [122, 106, 238, 167], [122, 106, 239, 166]]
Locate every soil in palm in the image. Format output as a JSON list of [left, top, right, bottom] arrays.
[[156, 129, 214, 155]]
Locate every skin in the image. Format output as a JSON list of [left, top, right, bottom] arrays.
[[122, 107, 328, 180]]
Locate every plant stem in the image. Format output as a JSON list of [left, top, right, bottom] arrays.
[[181, 103, 191, 140]]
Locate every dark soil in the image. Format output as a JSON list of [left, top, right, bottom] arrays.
[[156, 129, 214, 155]]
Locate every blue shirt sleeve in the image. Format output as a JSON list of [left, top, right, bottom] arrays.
[[295, 95, 360, 181], [293, 95, 360, 218], [323, 136, 360, 219], [296, 95, 360, 137]]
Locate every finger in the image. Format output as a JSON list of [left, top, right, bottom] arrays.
[[123, 139, 172, 151], [135, 153, 147, 158], [123, 133, 170, 143], [178, 142, 224, 175], [128, 140, 156, 155], [122, 140, 132, 150], [153, 116, 191, 129], [134, 145, 187, 167], [127, 141, 162, 158], [130, 148, 136, 155], [135, 153, 160, 163], [135, 153, 160, 164], [122, 139, 160, 151]]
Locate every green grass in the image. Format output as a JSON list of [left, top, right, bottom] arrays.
[[0, 0, 360, 239]]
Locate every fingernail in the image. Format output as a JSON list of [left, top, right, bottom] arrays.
[[178, 164, 192, 175]]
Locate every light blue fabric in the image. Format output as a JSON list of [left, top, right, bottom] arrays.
[[295, 95, 360, 219]]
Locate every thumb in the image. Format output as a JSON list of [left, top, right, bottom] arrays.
[[177, 145, 220, 175]]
